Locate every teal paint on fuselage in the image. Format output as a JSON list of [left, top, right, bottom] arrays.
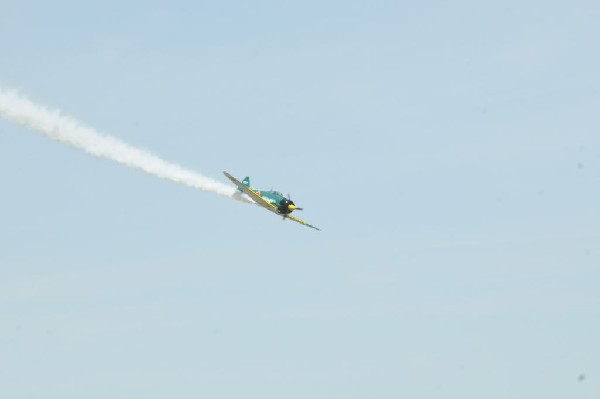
[[258, 190, 296, 214], [257, 190, 286, 206]]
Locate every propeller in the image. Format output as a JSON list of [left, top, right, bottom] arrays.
[[287, 194, 303, 210]]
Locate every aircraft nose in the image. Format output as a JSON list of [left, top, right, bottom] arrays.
[[288, 203, 296, 212]]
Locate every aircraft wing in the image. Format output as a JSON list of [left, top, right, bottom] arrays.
[[223, 171, 278, 213], [285, 214, 321, 231]]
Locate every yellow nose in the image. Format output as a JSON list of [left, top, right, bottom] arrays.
[[288, 204, 296, 211]]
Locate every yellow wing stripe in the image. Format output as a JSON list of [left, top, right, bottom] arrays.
[[286, 214, 321, 231]]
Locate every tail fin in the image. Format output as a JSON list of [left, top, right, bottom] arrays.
[[235, 176, 250, 192]]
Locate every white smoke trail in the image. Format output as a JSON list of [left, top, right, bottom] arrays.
[[0, 89, 247, 202]]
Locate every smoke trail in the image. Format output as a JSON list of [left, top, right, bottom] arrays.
[[0, 89, 247, 201]]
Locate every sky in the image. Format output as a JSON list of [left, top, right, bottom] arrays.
[[1, 1, 599, 398]]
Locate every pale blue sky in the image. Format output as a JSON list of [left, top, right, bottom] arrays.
[[1, 1, 599, 398]]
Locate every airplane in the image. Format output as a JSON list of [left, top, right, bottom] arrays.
[[223, 171, 320, 231]]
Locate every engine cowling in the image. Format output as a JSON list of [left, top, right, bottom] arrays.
[[278, 199, 296, 215]]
